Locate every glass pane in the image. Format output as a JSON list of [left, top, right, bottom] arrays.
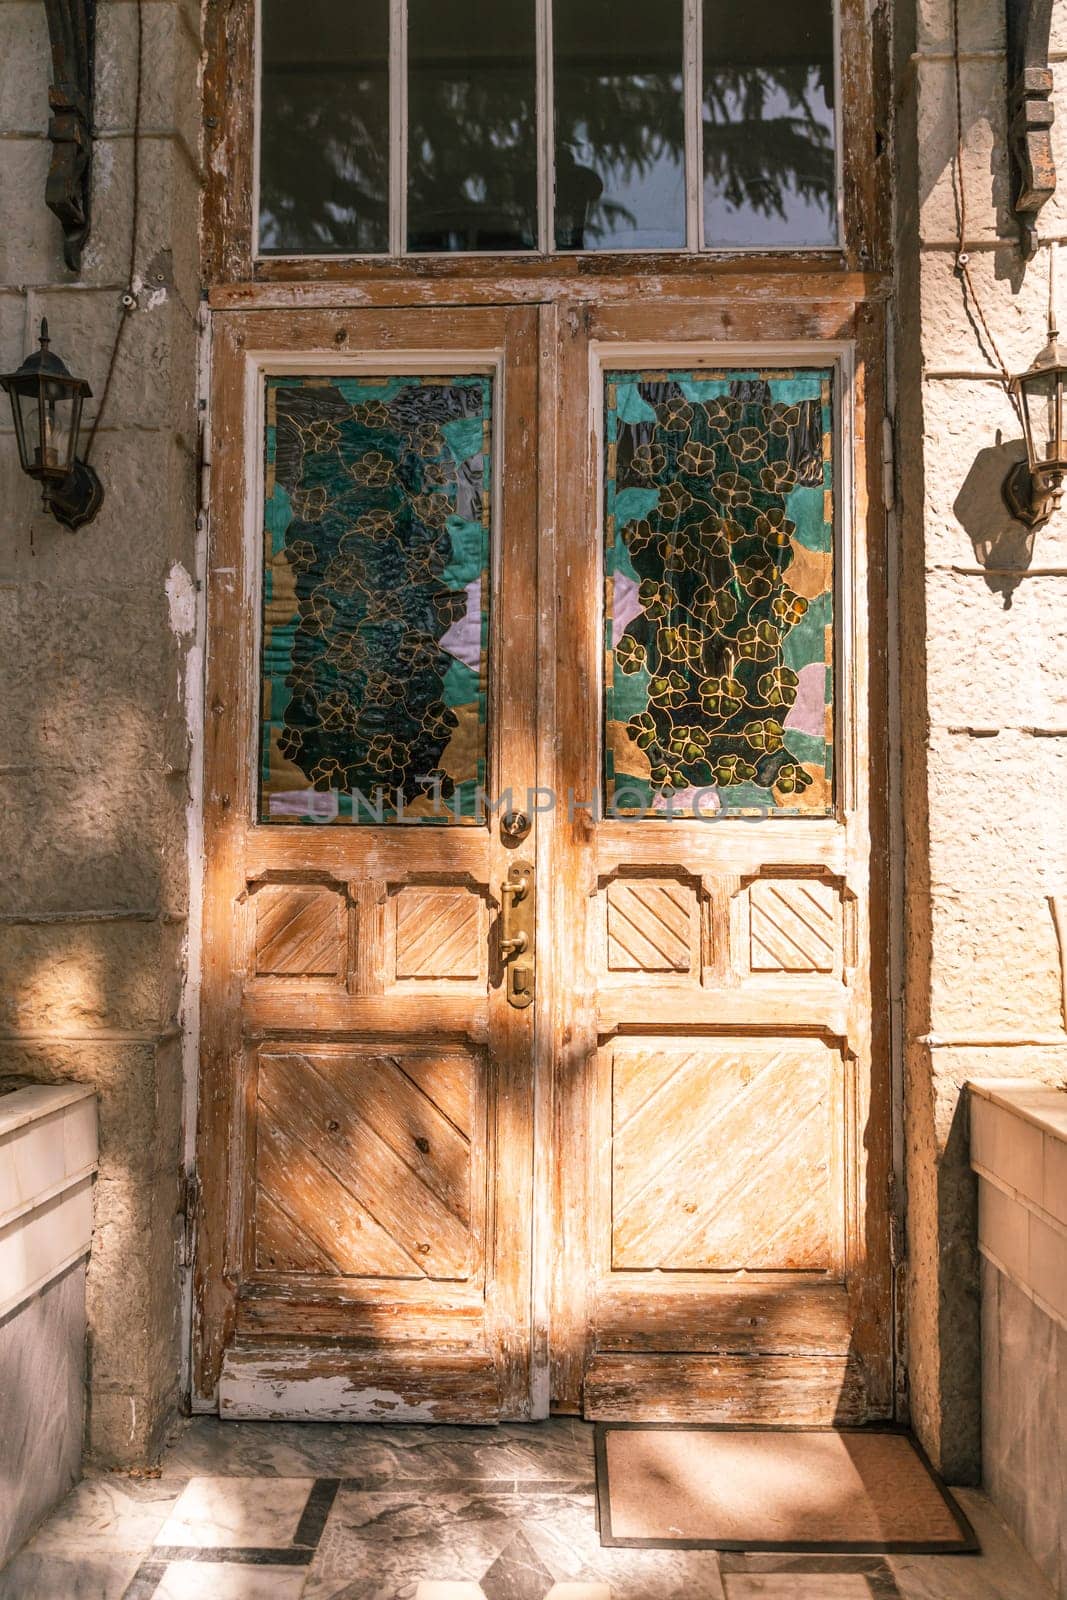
[[260, 375, 493, 824], [259, 0, 390, 255], [604, 369, 835, 818], [407, 0, 538, 253], [554, 0, 686, 251], [702, 0, 837, 248]]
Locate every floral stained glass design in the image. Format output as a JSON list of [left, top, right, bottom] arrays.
[[260, 374, 492, 824], [604, 369, 835, 817]]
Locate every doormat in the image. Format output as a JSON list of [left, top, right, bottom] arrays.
[[594, 1426, 978, 1553]]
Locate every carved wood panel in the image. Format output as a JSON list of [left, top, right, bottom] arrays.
[[747, 877, 839, 974], [252, 883, 349, 981], [610, 1040, 843, 1273], [393, 886, 484, 982], [253, 1047, 481, 1281], [606, 880, 697, 973]]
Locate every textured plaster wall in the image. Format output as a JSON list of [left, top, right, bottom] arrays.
[[0, 0, 201, 1462], [895, 0, 1067, 1479]]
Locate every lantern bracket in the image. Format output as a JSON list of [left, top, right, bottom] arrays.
[[42, 0, 97, 272], [1006, 0, 1057, 257], [1002, 456, 1064, 527]]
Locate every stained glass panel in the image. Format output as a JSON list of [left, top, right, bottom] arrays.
[[260, 375, 492, 825], [604, 369, 835, 818]]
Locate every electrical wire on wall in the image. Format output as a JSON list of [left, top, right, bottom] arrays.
[[950, 0, 1023, 422], [84, 0, 144, 460]]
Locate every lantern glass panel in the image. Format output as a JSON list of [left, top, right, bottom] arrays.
[[8, 384, 35, 473], [1021, 369, 1055, 466], [1054, 372, 1067, 464], [33, 378, 80, 480]]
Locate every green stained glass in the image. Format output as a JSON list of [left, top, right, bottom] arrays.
[[604, 369, 835, 817], [260, 374, 492, 825]]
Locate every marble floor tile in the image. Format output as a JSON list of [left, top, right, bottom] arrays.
[[545, 1586, 612, 1599], [414, 1586, 486, 1600], [154, 1477, 315, 1550], [161, 1420, 595, 1488], [888, 1490, 1057, 1600], [722, 1579, 885, 1598], [24, 1473, 182, 1553], [0, 1548, 144, 1600], [519, 1493, 726, 1599], [154, 1561, 309, 1598], [303, 1488, 526, 1600], [479, 1527, 555, 1600]]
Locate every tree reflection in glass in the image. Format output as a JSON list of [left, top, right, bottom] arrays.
[[553, 0, 686, 251], [407, 0, 538, 253], [259, 0, 390, 255], [703, 0, 837, 248]]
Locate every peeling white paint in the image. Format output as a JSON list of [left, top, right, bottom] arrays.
[[166, 562, 197, 639], [220, 1371, 441, 1422]]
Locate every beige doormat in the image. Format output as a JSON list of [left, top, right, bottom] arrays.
[[594, 1426, 978, 1553]]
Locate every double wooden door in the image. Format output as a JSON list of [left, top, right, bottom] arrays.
[[193, 293, 894, 1425]]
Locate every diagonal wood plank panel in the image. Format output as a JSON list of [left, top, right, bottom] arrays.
[[395, 888, 481, 979], [611, 1043, 839, 1272], [254, 885, 347, 978], [749, 879, 837, 972], [607, 882, 694, 972], [253, 1049, 479, 1280]]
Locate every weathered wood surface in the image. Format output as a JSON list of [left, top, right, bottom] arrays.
[[583, 1354, 873, 1424], [220, 1344, 501, 1422]]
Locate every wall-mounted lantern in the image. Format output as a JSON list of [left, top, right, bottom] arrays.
[[1004, 331, 1067, 528], [0, 319, 103, 530]]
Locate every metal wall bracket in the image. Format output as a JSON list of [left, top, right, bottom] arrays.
[[42, 0, 96, 272], [1006, 0, 1056, 257]]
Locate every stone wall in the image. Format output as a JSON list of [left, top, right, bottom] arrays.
[[0, 0, 201, 1463], [895, 0, 1067, 1480]]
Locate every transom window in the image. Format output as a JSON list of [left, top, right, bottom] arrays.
[[257, 0, 839, 258]]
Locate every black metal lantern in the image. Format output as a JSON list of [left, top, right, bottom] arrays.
[[0, 318, 103, 530], [1004, 332, 1067, 528]]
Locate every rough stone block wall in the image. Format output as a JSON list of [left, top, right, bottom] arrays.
[[896, 0, 1067, 1480], [0, 0, 201, 1463]]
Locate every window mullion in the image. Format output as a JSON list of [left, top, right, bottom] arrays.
[[390, 0, 407, 256], [537, 0, 554, 255], [684, 0, 702, 253]]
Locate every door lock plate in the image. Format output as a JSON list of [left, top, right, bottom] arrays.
[[500, 859, 535, 1009]]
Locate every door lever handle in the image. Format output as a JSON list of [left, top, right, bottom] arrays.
[[500, 879, 528, 958], [499, 860, 534, 1007]]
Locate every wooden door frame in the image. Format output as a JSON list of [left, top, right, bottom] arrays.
[[194, 0, 898, 1419]]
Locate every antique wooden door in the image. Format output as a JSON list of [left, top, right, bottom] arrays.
[[194, 306, 542, 1420], [542, 301, 894, 1425], [194, 291, 893, 1426]]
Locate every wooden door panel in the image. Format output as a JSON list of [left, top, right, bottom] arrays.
[[747, 877, 840, 973], [608, 1039, 844, 1274], [252, 1047, 482, 1281], [195, 304, 540, 1418], [548, 303, 893, 1422], [252, 882, 350, 980], [391, 884, 488, 985], [604, 879, 699, 974]]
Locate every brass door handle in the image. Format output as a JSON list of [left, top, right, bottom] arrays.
[[500, 860, 534, 1008]]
